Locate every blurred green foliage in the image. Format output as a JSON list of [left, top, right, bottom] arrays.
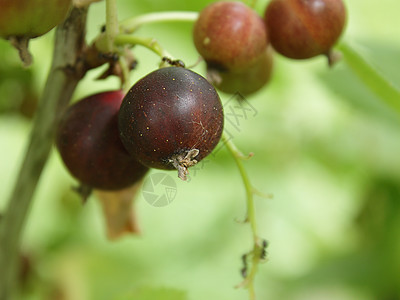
[[1, 0, 400, 299]]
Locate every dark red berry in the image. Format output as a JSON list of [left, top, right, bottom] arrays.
[[264, 0, 346, 61], [207, 47, 274, 96], [193, 1, 268, 72], [56, 91, 148, 191], [118, 67, 224, 180]]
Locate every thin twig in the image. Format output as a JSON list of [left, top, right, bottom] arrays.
[[222, 133, 263, 299], [105, 0, 119, 51]]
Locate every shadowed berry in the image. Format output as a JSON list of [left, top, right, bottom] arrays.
[[207, 47, 274, 96], [56, 91, 148, 191]]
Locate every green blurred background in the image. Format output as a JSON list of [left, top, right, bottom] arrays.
[[1, 0, 400, 299]]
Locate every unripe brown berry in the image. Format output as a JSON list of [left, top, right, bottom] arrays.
[[264, 0, 346, 60], [193, 1, 268, 72]]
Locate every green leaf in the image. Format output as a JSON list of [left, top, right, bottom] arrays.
[[337, 41, 400, 115]]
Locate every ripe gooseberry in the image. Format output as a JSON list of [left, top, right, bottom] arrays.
[[118, 67, 224, 181], [193, 1, 268, 72], [207, 47, 274, 96], [264, 0, 346, 63], [56, 91, 148, 191]]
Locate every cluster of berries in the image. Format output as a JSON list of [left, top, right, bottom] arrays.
[[194, 0, 346, 96], [56, 67, 224, 192], [54, 0, 346, 193]]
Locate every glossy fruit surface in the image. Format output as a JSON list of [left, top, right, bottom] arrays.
[[207, 47, 274, 96], [264, 0, 346, 59], [56, 91, 148, 190], [118, 67, 224, 180], [193, 1, 268, 72], [0, 0, 72, 38]]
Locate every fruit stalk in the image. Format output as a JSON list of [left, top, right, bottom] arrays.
[[222, 134, 256, 297], [114, 34, 169, 58], [0, 7, 88, 299], [105, 0, 119, 51]]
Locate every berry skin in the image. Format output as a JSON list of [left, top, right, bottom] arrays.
[[0, 0, 72, 66], [118, 67, 224, 180], [264, 0, 346, 61], [207, 47, 274, 96], [193, 1, 268, 72], [0, 0, 72, 38], [56, 91, 148, 191]]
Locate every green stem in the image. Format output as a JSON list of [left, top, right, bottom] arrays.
[[120, 11, 199, 33], [337, 41, 400, 115], [114, 34, 170, 58], [105, 0, 119, 51], [0, 7, 88, 300], [222, 133, 260, 300], [96, 11, 197, 64], [118, 56, 131, 92], [223, 134, 257, 239]]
